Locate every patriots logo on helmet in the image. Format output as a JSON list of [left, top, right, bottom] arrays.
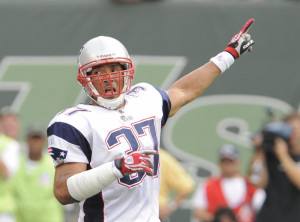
[[48, 147, 68, 163]]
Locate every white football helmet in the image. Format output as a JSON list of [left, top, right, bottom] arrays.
[[77, 36, 135, 109]]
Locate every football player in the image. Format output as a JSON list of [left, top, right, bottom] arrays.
[[47, 19, 255, 222]]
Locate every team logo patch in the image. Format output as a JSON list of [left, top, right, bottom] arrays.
[[127, 86, 145, 97], [48, 147, 68, 163]]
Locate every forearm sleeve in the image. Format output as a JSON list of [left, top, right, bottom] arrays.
[[67, 161, 123, 201]]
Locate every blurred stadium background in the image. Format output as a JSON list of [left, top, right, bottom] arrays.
[[0, 0, 299, 221]]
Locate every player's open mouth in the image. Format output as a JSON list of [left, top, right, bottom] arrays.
[[103, 86, 119, 98], [104, 87, 116, 93]]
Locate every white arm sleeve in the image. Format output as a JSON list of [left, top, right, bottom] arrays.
[[67, 161, 123, 201]]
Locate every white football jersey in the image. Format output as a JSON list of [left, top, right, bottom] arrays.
[[47, 83, 171, 222]]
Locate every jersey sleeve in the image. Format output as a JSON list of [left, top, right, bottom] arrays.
[[132, 82, 171, 127], [47, 118, 91, 167], [155, 88, 171, 126]]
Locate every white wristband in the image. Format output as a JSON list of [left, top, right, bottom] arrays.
[[67, 161, 123, 201], [210, 51, 235, 73]]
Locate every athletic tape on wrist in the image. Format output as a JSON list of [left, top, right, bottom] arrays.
[[67, 161, 123, 201], [210, 51, 235, 73]]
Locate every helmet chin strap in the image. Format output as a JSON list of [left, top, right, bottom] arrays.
[[96, 94, 125, 110], [85, 77, 127, 110]]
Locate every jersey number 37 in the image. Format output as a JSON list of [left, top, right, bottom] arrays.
[[106, 117, 159, 187]]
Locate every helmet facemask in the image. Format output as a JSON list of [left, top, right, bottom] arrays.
[[77, 59, 134, 110], [77, 36, 135, 110]]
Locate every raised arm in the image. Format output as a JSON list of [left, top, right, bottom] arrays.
[[167, 18, 255, 116]]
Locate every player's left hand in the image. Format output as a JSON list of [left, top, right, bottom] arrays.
[[225, 18, 255, 59], [114, 150, 157, 176]]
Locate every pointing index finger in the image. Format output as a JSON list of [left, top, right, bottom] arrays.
[[239, 18, 255, 35]]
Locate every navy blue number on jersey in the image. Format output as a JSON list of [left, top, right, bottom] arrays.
[[106, 118, 159, 187]]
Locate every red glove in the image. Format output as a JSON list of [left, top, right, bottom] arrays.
[[114, 150, 157, 176], [225, 18, 255, 59]]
